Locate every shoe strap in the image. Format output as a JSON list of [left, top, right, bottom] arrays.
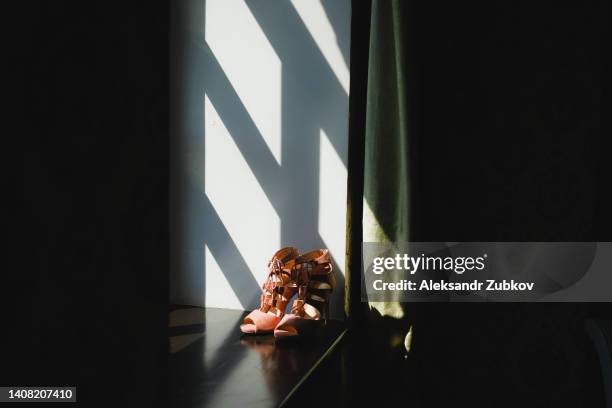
[[290, 299, 321, 320], [294, 249, 333, 277], [263, 247, 299, 292], [259, 289, 287, 317], [288, 249, 334, 293]]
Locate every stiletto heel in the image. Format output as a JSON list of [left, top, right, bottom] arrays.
[[240, 247, 299, 334], [274, 249, 335, 339], [323, 291, 331, 325]]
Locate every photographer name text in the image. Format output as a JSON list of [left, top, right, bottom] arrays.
[[372, 279, 535, 292]]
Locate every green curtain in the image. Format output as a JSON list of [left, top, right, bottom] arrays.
[[345, 0, 413, 353], [363, 0, 409, 246]]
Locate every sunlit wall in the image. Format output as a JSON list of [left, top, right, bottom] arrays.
[[170, 0, 350, 319]]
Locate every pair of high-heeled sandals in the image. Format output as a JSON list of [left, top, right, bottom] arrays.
[[240, 247, 335, 338]]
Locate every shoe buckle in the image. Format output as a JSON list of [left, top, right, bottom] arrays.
[[290, 266, 299, 286]]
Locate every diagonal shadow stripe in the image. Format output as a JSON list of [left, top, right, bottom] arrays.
[[202, 194, 262, 309], [177, 35, 276, 310], [188, 40, 285, 211], [245, 0, 349, 168], [315, 232, 346, 320], [320, 0, 351, 68]]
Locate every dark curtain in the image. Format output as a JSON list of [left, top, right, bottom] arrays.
[[346, 0, 609, 406]]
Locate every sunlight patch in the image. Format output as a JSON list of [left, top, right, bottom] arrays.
[[363, 197, 390, 243], [290, 0, 350, 95], [205, 245, 244, 310], [319, 129, 347, 275], [204, 95, 280, 308], [206, 0, 282, 164]]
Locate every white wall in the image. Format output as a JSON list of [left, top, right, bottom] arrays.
[[170, 0, 350, 319]]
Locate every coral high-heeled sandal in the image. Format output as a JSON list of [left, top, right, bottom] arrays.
[[274, 249, 334, 339], [240, 247, 299, 334]]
